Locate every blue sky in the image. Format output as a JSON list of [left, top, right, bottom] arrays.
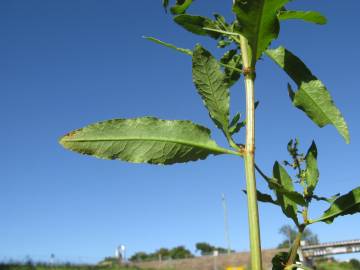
[[1, 0, 360, 264]]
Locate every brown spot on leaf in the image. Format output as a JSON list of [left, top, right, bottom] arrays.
[[64, 130, 78, 139]]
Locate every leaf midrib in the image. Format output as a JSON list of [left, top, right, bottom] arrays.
[[62, 136, 236, 155], [203, 58, 228, 130], [313, 201, 360, 223], [253, 0, 266, 61], [299, 85, 341, 129]]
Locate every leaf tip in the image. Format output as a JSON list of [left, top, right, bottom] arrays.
[[318, 16, 328, 25], [59, 130, 77, 146], [194, 43, 202, 50], [338, 122, 350, 144], [344, 132, 350, 144], [308, 140, 318, 157], [273, 160, 280, 168], [287, 83, 295, 101]]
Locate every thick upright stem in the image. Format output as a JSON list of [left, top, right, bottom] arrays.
[[239, 35, 263, 270]]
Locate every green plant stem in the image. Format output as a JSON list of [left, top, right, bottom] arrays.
[[254, 163, 270, 181], [286, 228, 304, 266], [239, 35, 263, 270]]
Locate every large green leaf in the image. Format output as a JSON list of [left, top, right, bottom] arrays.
[[289, 82, 349, 143], [278, 10, 327, 25], [266, 46, 350, 143], [311, 187, 360, 224], [174, 15, 220, 39], [273, 161, 299, 225], [232, 0, 289, 63], [192, 45, 230, 134], [266, 46, 313, 85], [59, 117, 236, 165], [305, 141, 319, 197]]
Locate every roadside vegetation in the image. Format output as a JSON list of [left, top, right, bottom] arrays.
[[129, 246, 193, 262], [2, 258, 360, 270], [316, 259, 360, 270], [0, 263, 141, 270], [128, 242, 231, 262]]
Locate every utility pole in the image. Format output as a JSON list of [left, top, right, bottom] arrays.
[[222, 193, 231, 254]]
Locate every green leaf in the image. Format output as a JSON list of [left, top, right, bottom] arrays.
[[229, 112, 241, 128], [244, 190, 279, 206], [174, 13, 235, 41], [233, 0, 289, 63], [311, 187, 360, 224], [229, 121, 245, 136], [59, 117, 236, 165], [266, 46, 314, 85], [266, 46, 350, 143], [305, 141, 319, 197], [273, 161, 299, 225], [220, 50, 242, 87], [217, 39, 232, 49], [192, 45, 230, 134], [256, 190, 278, 205], [290, 82, 349, 144], [213, 13, 226, 26], [256, 164, 306, 207], [312, 193, 340, 203], [143, 36, 193, 56], [264, 178, 306, 207], [278, 10, 327, 25], [170, 0, 193, 15], [229, 112, 245, 135], [228, 101, 258, 136], [272, 252, 289, 270], [174, 15, 220, 39]]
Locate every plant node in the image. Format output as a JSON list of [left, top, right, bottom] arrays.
[[243, 67, 256, 79]]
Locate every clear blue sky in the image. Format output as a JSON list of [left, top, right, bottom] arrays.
[[1, 0, 360, 264]]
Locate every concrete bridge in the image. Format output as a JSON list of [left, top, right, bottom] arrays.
[[300, 239, 360, 267], [301, 239, 360, 258]]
